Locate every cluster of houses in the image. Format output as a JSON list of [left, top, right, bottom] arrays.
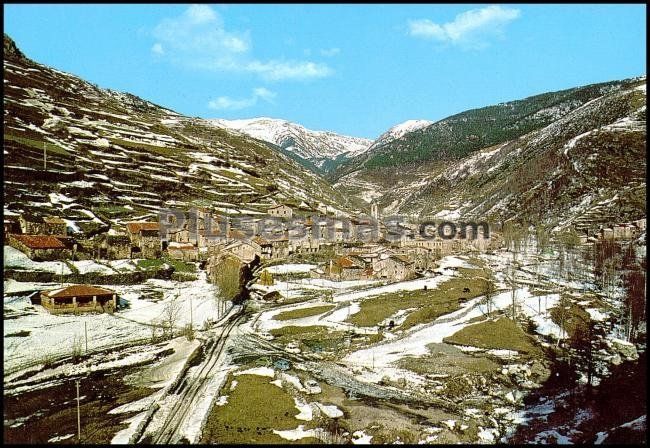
[[577, 218, 646, 244], [310, 244, 417, 282], [4, 202, 498, 313], [5, 214, 75, 261]]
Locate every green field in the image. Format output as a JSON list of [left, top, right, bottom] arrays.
[[347, 267, 493, 330], [443, 317, 543, 357], [274, 305, 335, 321], [201, 373, 319, 444]]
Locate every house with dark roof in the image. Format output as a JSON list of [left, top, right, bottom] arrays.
[[40, 284, 117, 314], [7, 234, 72, 261]]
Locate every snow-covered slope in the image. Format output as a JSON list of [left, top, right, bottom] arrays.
[[3, 34, 362, 229], [370, 119, 434, 149], [208, 117, 372, 172], [334, 76, 646, 229]]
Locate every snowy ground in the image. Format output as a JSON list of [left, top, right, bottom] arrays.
[[4, 270, 228, 376], [4, 246, 72, 274], [264, 264, 317, 275]]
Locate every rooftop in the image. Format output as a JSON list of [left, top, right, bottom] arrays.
[[126, 222, 160, 234], [11, 234, 66, 249], [43, 284, 115, 298]]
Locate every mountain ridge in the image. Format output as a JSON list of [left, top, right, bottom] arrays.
[[209, 117, 372, 174], [2, 34, 364, 236]]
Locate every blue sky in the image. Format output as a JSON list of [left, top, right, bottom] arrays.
[[4, 4, 646, 139]]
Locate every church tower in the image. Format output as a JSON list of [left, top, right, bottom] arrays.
[[370, 201, 379, 220]]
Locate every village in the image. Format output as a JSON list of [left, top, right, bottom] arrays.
[[4, 180, 647, 445], [3, 202, 647, 445], [3, 200, 646, 316]]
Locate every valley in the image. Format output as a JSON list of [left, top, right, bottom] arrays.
[[3, 29, 646, 446]]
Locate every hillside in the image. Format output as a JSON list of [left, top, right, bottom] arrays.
[[334, 77, 646, 229], [331, 79, 642, 181], [209, 117, 372, 175], [2, 34, 363, 234]]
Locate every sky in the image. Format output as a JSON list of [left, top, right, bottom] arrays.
[[3, 4, 647, 139]]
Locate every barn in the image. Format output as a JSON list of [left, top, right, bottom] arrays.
[[40, 285, 117, 314]]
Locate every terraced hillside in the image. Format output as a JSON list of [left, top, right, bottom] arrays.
[[335, 76, 646, 228], [332, 78, 642, 179], [3, 34, 361, 232]]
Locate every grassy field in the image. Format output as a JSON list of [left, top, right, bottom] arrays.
[[397, 343, 500, 376], [200, 373, 318, 444], [136, 258, 196, 273], [269, 325, 348, 353], [443, 317, 543, 357], [347, 268, 493, 330], [4, 133, 71, 157], [274, 305, 335, 321], [549, 294, 595, 339], [109, 137, 181, 159]]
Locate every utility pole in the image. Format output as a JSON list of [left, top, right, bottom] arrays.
[[75, 379, 81, 443], [84, 322, 88, 354], [190, 295, 193, 333]]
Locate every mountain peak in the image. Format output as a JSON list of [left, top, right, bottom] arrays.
[[208, 117, 372, 173], [4, 34, 25, 60]]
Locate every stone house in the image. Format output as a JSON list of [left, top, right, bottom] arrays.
[[4, 216, 20, 238], [221, 240, 261, 265], [18, 214, 67, 236], [330, 255, 369, 281], [126, 222, 162, 259], [373, 255, 416, 281], [268, 204, 293, 219], [40, 284, 117, 314], [402, 246, 435, 270], [105, 234, 131, 260], [601, 227, 615, 240], [252, 236, 273, 259], [613, 224, 636, 239], [167, 242, 199, 261], [8, 234, 72, 261]]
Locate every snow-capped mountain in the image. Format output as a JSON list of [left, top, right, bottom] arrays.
[[208, 117, 372, 173], [334, 76, 646, 228], [370, 119, 434, 149]]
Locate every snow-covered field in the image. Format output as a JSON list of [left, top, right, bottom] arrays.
[[4, 246, 72, 274], [264, 264, 316, 275], [3, 271, 228, 376]]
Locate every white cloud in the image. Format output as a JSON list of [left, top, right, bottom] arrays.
[[152, 4, 332, 81], [252, 87, 277, 102], [320, 47, 341, 57], [151, 43, 164, 55], [184, 4, 218, 24], [408, 5, 520, 49], [244, 60, 332, 81], [208, 87, 277, 111]]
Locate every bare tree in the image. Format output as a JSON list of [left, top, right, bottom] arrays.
[[259, 269, 274, 286], [480, 277, 496, 316], [213, 256, 242, 301], [162, 293, 181, 339]]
